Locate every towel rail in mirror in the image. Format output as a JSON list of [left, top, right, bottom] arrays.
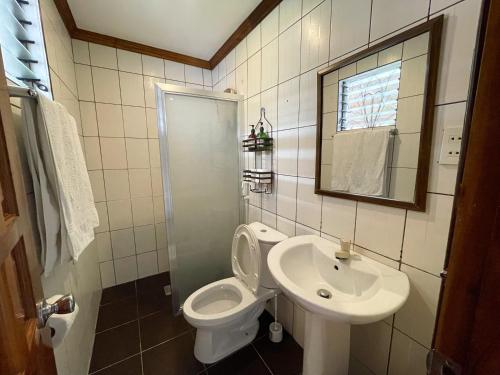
[[315, 16, 444, 211]]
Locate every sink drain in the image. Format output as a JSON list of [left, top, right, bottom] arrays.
[[317, 289, 332, 299]]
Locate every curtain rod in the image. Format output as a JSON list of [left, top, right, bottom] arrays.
[[7, 85, 38, 98]]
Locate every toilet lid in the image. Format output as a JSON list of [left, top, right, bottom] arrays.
[[231, 224, 261, 294]]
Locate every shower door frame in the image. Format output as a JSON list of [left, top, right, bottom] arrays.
[[155, 83, 244, 315]]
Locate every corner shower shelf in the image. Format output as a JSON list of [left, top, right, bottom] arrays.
[[242, 137, 274, 152]]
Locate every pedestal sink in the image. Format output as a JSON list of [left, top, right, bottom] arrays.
[[267, 235, 410, 375]]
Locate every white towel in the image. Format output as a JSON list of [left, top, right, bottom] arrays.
[[36, 90, 99, 261], [349, 129, 390, 196], [330, 131, 362, 191]]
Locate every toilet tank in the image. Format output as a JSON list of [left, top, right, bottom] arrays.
[[248, 222, 288, 289]]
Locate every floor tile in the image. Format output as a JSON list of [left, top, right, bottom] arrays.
[[136, 272, 170, 295], [101, 281, 136, 304], [142, 332, 205, 375], [138, 289, 169, 317], [89, 321, 140, 373], [140, 308, 193, 349], [96, 296, 138, 332], [91, 354, 142, 375], [253, 332, 303, 375], [207, 345, 271, 374]]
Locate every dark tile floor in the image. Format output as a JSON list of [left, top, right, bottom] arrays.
[[89, 272, 303, 375]]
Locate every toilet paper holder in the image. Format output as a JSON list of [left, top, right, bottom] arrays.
[[36, 294, 75, 328]]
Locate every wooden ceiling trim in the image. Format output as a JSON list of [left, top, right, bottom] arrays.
[[209, 0, 282, 68], [52, 0, 281, 70]]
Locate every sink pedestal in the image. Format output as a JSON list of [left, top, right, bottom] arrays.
[[303, 311, 350, 375]]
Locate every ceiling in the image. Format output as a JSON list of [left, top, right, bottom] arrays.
[[67, 0, 261, 60]]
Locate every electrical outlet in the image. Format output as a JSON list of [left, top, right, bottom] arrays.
[[439, 127, 463, 165]]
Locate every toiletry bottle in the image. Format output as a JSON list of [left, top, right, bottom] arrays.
[[257, 122, 268, 139], [249, 125, 256, 139]]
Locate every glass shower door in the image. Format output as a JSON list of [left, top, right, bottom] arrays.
[[157, 89, 241, 314]]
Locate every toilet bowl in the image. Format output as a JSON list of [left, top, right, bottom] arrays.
[[183, 222, 287, 364]]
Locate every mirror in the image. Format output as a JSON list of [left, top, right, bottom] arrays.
[[315, 17, 443, 211]]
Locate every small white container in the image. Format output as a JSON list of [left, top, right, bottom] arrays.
[[269, 321, 283, 343]]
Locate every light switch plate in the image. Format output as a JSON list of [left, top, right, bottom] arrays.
[[439, 127, 463, 165]]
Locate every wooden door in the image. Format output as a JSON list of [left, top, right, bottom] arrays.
[[0, 53, 57, 373], [430, 0, 500, 374]]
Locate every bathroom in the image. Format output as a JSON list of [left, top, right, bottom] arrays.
[[0, 0, 498, 374]]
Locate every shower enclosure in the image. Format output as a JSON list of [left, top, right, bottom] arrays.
[[155, 84, 243, 314]]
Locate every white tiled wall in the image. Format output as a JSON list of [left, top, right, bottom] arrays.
[[73, 39, 213, 289], [212, 0, 481, 373]]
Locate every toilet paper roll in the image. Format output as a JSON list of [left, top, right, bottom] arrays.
[[45, 294, 79, 348]]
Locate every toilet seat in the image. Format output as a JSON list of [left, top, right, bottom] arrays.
[[231, 224, 261, 294]]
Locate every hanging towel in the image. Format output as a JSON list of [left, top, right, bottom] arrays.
[[21, 98, 61, 274], [349, 128, 390, 196], [330, 130, 362, 191], [36, 90, 99, 261]]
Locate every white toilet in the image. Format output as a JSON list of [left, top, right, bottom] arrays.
[[183, 222, 287, 364]]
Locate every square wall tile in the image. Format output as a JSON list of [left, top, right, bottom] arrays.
[[321, 196, 356, 241], [153, 196, 165, 223], [142, 55, 164, 78], [148, 139, 161, 168], [117, 50, 142, 74], [88, 170, 106, 202], [83, 137, 102, 170], [279, 0, 302, 33], [111, 228, 136, 258], [278, 77, 300, 130], [277, 215, 296, 237], [355, 202, 406, 259], [277, 128, 298, 175], [104, 170, 130, 201], [146, 108, 159, 138], [128, 169, 152, 198], [202, 69, 212, 86], [226, 50, 236, 74], [296, 177, 322, 230], [96, 232, 112, 262], [126, 138, 149, 168], [119, 72, 145, 106], [75, 64, 94, 101], [122, 106, 147, 138], [80, 101, 98, 136], [299, 67, 322, 127], [92, 67, 121, 104], [247, 52, 261, 97], [134, 225, 156, 253], [150, 168, 163, 196], [99, 261, 116, 288], [164, 60, 185, 81], [89, 43, 117, 69], [185, 66, 203, 85], [395, 95, 424, 134], [391, 133, 420, 168], [107, 199, 133, 230], [137, 252, 158, 278], [300, 0, 331, 73], [248, 204, 262, 223], [155, 223, 167, 249], [114, 256, 138, 284], [298, 126, 316, 178], [399, 55, 427, 98], [261, 210, 277, 228], [370, 0, 429, 41], [279, 21, 301, 83], [261, 86, 278, 129], [350, 321, 392, 375], [435, 0, 481, 104], [247, 25, 261, 57], [261, 39, 278, 91], [235, 62, 248, 97], [388, 329, 428, 375], [72, 40, 90, 64], [100, 138, 127, 169], [131, 197, 155, 226], [235, 39, 247, 68], [277, 175, 297, 221], [296, 223, 320, 236], [96, 103, 124, 137], [95, 202, 109, 233], [395, 264, 441, 348], [402, 193, 453, 275], [261, 7, 279, 46], [157, 249, 170, 272]]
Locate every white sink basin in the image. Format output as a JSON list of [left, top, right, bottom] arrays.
[[268, 235, 410, 375]]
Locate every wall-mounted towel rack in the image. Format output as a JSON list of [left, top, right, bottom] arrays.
[[7, 85, 38, 99]]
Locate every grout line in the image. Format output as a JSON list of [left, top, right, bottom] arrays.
[[135, 283, 145, 375], [88, 352, 141, 375], [140, 329, 193, 354], [251, 342, 275, 375]]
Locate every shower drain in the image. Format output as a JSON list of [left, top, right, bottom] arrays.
[[317, 288, 332, 299]]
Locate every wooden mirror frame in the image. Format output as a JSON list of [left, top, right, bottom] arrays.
[[315, 16, 443, 211]]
